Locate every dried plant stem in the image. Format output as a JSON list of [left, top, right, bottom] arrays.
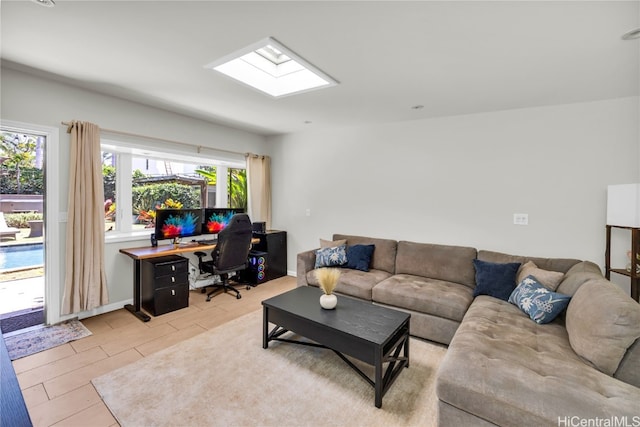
[[315, 268, 341, 295]]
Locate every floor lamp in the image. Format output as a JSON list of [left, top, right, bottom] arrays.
[[607, 184, 640, 228], [606, 184, 640, 301]]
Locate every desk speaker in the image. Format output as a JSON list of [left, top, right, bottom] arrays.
[[252, 222, 266, 233]]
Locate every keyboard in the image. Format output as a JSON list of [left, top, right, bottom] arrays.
[[198, 239, 217, 245]]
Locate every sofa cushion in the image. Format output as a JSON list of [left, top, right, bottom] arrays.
[[395, 241, 477, 288], [345, 244, 375, 272], [478, 250, 580, 274], [373, 274, 474, 322], [314, 245, 347, 268], [614, 338, 640, 388], [306, 268, 391, 300], [517, 261, 564, 291], [508, 276, 571, 324], [556, 261, 603, 296], [565, 280, 640, 375], [436, 296, 640, 426], [472, 259, 520, 301], [320, 238, 347, 248], [333, 234, 397, 274]]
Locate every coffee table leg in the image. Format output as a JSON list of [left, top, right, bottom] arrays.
[[263, 307, 269, 349], [405, 334, 410, 368], [374, 348, 383, 408]]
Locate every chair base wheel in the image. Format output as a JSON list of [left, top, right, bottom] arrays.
[[236, 294, 242, 299]]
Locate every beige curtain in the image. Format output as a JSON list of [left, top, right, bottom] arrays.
[[62, 121, 109, 314], [246, 154, 272, 229]]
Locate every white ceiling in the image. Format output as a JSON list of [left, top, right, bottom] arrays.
[[2, 0, 639, 136]]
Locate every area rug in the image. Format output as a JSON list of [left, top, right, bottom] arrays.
[[1, 308, 44, 333], [3, 319, 92, 360], [92, 310, 447, 427]]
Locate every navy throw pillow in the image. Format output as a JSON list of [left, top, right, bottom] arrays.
[[473, 259, 521, 301], [345, 244, 375, 272]]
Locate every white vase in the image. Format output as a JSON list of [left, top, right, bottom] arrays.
[[320, 293, 337, 310]]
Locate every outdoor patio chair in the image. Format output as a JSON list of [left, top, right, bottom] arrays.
[[0, 212, 20, 240]]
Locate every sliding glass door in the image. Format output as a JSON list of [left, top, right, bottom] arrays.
[[0, 130, 45, 332], [1, 121, 60, 328]]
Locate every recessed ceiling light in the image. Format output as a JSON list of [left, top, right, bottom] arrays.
[[31, 0, 55, 7], [205, 37, 338, 98], [622, 28, 640, 40]]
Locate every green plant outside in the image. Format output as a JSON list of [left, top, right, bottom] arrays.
[[132, 183, 200, 214], [102, 164, 116, 202], [195, 167, 247, 209], [229, 168, 247, 209], [0, 167, 43, 194], [4, 212, 43, 228], [1, 132, 43, 195]]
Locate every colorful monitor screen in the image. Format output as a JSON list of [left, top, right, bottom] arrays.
[[202, 208, 245, 234], [154, 209, 203, 240]]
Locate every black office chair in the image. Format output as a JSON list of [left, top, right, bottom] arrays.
[[194, 214, 253, 301]]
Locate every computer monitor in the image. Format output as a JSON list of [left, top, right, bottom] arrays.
[[154, 208, 203, 242], [202, 208, 245, 235]]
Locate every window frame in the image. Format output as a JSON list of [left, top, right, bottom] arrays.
[[101, 139, 246, 243]]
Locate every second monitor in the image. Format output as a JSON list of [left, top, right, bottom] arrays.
[[202, 208, 246, 235]]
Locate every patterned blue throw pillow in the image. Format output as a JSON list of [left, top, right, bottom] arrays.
[[315, 245, 347, 268], [509, 275, 571, 324]]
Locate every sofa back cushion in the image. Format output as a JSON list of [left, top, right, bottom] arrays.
[[333, 234, 397, 274], [565, 280, 640, 376], [395, 241, 477, 288], [556, 261, 603, 296], [478, 250, 580, 275]]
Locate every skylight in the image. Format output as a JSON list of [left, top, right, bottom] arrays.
[[205, 37, 338, 98]]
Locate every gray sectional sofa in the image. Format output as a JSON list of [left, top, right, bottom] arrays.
[[297, 234, 640, 425]]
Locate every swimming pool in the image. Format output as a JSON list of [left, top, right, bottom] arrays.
[[0, 244, 44, 272]]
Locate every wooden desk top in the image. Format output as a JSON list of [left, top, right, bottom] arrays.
[[120, 237, 259, 260], [119, 243, 216, 260]]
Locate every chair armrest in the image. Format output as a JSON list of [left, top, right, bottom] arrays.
[[194, 251, 206, 259], [297, 248, 318, 287]]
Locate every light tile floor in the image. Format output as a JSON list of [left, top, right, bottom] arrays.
[[10, 275, 296, 427]]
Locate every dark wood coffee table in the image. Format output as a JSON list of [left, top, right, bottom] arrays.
[[262, 286, 410, 408]]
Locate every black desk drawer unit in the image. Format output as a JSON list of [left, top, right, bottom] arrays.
[[141, 255, 189, 316]]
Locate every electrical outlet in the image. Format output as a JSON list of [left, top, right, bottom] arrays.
[[305, 208, 311, 217], [513, 213, 528, 225]]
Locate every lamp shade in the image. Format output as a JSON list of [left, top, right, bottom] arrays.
[[607, 184, 640, 227]]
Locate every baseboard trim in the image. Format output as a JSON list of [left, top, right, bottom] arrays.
[[54, 299, 134, 323], [59, 273, 297, 323]]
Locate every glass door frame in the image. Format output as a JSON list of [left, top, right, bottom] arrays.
[[1, 120, 60, 325]]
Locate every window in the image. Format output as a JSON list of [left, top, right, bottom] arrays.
[[101, 141, 246, 239]]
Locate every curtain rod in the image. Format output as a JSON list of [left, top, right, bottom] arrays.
[[61, 121, 252, 157]]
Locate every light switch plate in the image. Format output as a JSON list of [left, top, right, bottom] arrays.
[[513, 213, 528, 225]]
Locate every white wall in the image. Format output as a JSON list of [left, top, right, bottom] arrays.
[[1, 66, 266, 323], [2, 64, 638, 320], [268, 97, 640, 294]]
